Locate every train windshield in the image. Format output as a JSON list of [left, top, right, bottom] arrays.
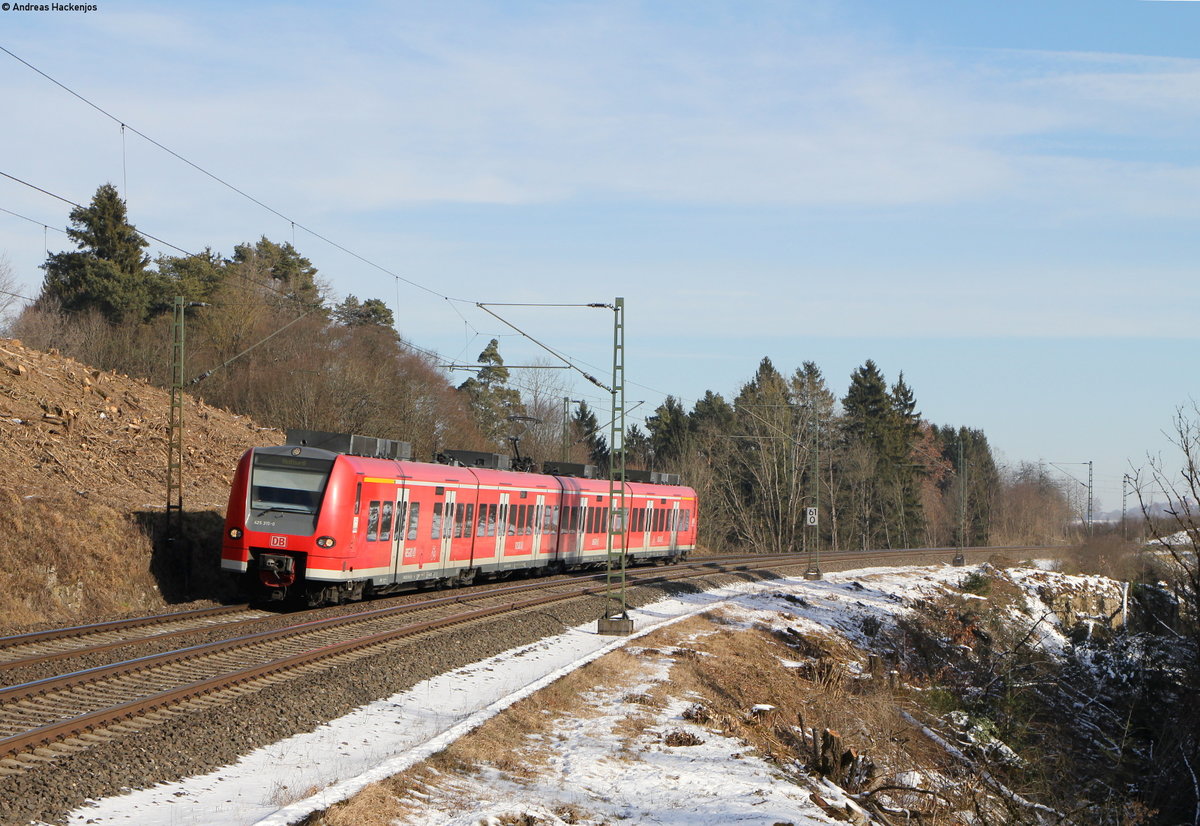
[[250, 453, 333, 514]]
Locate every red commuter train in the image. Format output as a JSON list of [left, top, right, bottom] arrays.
[[221, 436, 698, 605]]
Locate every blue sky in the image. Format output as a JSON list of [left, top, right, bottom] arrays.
[[2, 0, 1199, 514]]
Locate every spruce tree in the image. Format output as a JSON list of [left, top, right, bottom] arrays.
[[573, 401, 609, 468], [646, 395, 689, 467], [39, 183, 158, 322]]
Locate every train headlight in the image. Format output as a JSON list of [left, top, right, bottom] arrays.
[[316, 536, 336, 548], [228, 527, 243, 539]]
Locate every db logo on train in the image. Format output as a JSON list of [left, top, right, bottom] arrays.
[[270, 536, 288, 548]]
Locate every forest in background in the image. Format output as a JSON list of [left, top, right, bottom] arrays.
[[2, 184, 1078, 553]]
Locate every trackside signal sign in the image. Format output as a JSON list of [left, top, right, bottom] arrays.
[[805, 508, 818, 526]]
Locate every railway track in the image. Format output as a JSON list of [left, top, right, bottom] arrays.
[[0, 604, 274, 671], [0, 552, 791, 678], [0, 545, 1040, 777]]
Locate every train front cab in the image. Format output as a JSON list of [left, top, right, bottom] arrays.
[[221, 445, 346, 601]]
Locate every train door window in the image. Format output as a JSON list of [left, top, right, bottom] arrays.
[[464, 504, 474, 538], [613, 507, 626, 533], [381, 501, 393, 542], [395, 501, 408, 540], [367, 501, 380, 541], [431, 503, 443, 540], [406, 502, 420, 540]]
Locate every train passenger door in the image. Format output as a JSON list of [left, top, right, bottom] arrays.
[[390, 486, 410, 582], [669, 502, 680, 552], [576, 499, 588, 557], [643, 501, 654, 551], [438, 490, 457, 574], [495, 493, 510, 559], [531, 494, 546, 556]]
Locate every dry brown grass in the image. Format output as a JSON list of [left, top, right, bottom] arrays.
[[310, 607, 983, 825], [0, 489, 166, 629]]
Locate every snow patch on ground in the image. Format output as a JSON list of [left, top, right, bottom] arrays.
[[56, 563, 1115, 826]]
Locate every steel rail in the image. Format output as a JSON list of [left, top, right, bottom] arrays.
[[0, 557, 766, 674], [0, 604, 252, 648]]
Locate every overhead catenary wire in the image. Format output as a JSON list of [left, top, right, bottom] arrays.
[[0, 44, 459, 305], [1, 46, 694, 421], [0, 170, 195, 257]]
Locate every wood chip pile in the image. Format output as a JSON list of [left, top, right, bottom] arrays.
[[0, 338, 283, 515]]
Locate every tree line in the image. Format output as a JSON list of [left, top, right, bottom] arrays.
[[8, 184, 1074, 549]]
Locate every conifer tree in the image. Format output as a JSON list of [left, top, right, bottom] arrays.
[[333, 295, 395, 329], [39, 183, 158, 322], [646, 395, 690, 468], [573, 401, 609, 468], [229, 237, 324, 310], [458, 338, 525, 448], [688, 390, 735, 437]]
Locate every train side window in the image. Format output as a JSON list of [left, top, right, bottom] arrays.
[[486, 503, 497, 537], [505, 504, 515, 535], [601, 507, 609, 534], [680, 509, 690, 532], [515, 504, 526, 535], [634, 508, 644, 532], [464, 504, 474, 538], [526, 505, 536, 535], [546, 505, 558, 533], [367, 501, 380, 541], [477, 505, 488, 537], [381, 501, 393, 542], [407, 502, 420, 540], [431, 503, 443, 540]]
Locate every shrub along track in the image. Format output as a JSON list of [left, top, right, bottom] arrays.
[[0, 545, 1037, 825]]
